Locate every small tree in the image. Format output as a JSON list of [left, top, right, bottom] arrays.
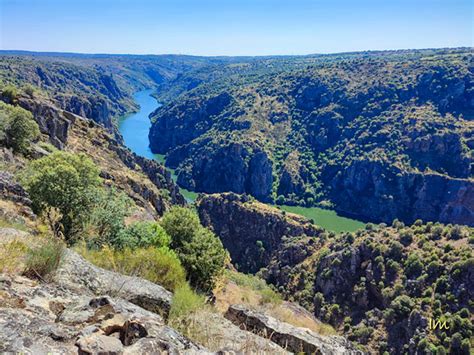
[[85, 187, 131, 248], [22, 151, 101, 243], [0, 102, 40, 154], [161, 206, 227, 291], [161, 206, 201, 249], [178, 227, 227, 291], [1, 85, 18, 104]]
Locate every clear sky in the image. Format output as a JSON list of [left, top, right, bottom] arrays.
[[0, 0, 472, 56]]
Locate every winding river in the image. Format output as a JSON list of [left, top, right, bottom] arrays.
[[118, 90, 364, 233]]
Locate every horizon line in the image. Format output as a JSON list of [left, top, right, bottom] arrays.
[[0, 46, 472, 58]]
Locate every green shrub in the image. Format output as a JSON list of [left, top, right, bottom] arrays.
[[168, 283, 206, 320], [404, 253, 423, 278], [1, 85, 18, 103], [78, 245, 186, 292], [22, 151, 101, 243], [390, 295, 414, 319], [85, 188, 131, 248], [24, 239, 64, 280], [0, 101, 40, 153], [118, 221, 171, 249], [161, 206, 201, 249], [179, 228, 227, 292], [160, 207, 226, 292]]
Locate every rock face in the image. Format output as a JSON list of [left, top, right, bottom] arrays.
[[225, 305, 356, 354], [17, 96, 72, 149], [329, 160, 474, 226], [172, 143, 274, 202], [0, 171, 31, 208], [197, 193, 323, 273], [149, 92, 233, 153], [0, 276, 204, 354], [54, 250, 173, 318]]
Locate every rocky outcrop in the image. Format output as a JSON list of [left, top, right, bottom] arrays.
[[54, 249, 173, 318], [173, 143, 274, 202], [56, 94, 114, 130], [225, 305, 356, 354], [197, 193, 323, 273], [329, 159, 474, 226], [17, 96, 72, 149], [0, 276, 204, 354], [0, 171, 31, 208]]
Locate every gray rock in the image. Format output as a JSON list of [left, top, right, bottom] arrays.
[[53, 249, 173, 317], [225, 304, 358, 355], [0, 275, 206, 354], [76, 333, 124, 354]]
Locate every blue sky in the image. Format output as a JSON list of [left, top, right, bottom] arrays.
[[0, 0, 472, 56]]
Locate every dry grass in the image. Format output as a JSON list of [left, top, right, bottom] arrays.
[[214, 270, 337, 337], [0, 239, 28, 274], [169, 308, 288, 353]]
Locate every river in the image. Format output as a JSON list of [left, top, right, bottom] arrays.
[[118, 90, 365, 233]]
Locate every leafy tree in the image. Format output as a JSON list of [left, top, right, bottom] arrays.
[[161, 206, 227, 291], [390, 295, 414, 319], [85, 187, 131, 248], [1, 85, 18, 104], [0, 102, 39, 153], [22, 151, 101, 243], [404, 253, 424, 278], [161, 206, 201, 249], [178, 227, 227, 291]]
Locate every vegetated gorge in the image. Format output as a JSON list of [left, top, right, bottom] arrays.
[[0, 48, 472, 355]]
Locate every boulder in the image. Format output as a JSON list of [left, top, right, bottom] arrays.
[[53, 249, 173, 317], [225, 304, 357, 354]]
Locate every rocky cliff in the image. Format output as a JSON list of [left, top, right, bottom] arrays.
[[197, 193, 323, 273], [329, 159, 474, 226]]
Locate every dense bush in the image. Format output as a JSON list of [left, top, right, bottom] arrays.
[[118, 221, 171, 250], [0, 101, 40, 153], [161, 206, 201, 248], [161, 206, 227, 292], [22, 151, 101, 243], [1, 85, 18, 104], [85, 187, 131, 248], [178, 228, 227, 291]]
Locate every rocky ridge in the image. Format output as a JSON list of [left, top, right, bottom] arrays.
[[197, 192, 474, 354], [197, 193, 323, 273]]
